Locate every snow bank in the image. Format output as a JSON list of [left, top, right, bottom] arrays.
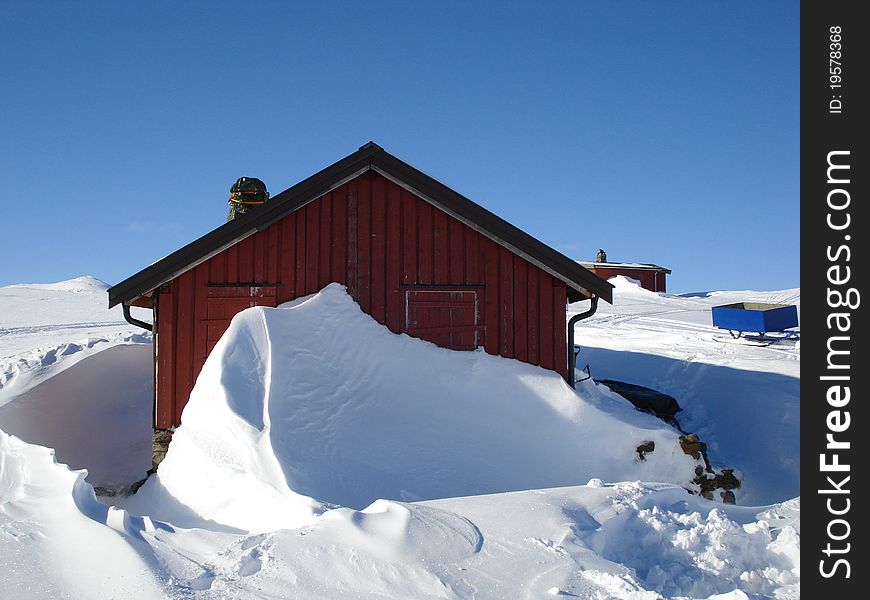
[[424, 483, 799, 600], [135, 283, 696, 533], [141, 482, 797, 599], [0, 430, 165, 599], [0, 344, 153, 490]]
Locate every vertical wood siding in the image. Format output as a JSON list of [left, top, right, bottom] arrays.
[[155, 173, 569, 428]]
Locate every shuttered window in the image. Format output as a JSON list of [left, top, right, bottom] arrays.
[[404, 289, 484, 351]]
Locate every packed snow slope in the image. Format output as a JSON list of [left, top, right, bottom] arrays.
[[132, 283, 697, 532], [572, 276, 800, 505]]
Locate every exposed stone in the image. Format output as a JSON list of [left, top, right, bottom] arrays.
[[636, 440, 655, 460], [129, 477, 148, 494], [679, 433, 702, 457], [716, 468, 741, 490], [598, 379, 682, 420], [679, 433, 712, 472], [721, 490, 736, 504], [151, 428, 174, 473]]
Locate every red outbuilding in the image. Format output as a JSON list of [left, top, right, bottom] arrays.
[[579, 260, 671, 293], [109, 143, 613, 438]]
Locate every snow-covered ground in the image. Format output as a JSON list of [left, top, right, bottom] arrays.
[[0, 276, 799, 599], [573, 276, 800, 505]]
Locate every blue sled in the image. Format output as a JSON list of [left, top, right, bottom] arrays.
[[712, 302, 799, 339]]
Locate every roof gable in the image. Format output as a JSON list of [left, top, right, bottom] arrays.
[[108, 143, 613, 307]]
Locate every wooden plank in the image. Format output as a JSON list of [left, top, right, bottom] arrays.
[[449, 217, 464, 284], [207, 285, 252, 298], [357, 175, 371, 313], [370, 175, 386, 324], [401, 189, 417, 285], [539, 274, 554, 370], [331, 184, 348, 285], [205, 320, 231, 343], [266, 222, 280, 284], [319, 192, 332, 289], [238, 236, 254, 283], [193, 265, 208, 365], [253, 230, 266, 283], [513, 258, 528, 362], [407, 300, 475, 309], [433, 208, 448, 284], [206, 296, 270, 319], [406, 325, 485, 335], [417, 201, 433, 285], [305, 197, 320, 294], [465, 228, 479, 285], [473, 289, 485, 349], [206, 285, 277, 298], [483, 238, 499, 355], [227, 243, 239, 283], [385, 180, 402, 331], [174, 272, 195, 426], [499, 247, 514, 358], [155, 284, 176, 429], [527, 265, 539, 366], [553, 282, 568, 379], [209, 250, 227, 284], [295, 205, 307, 297], [347, 180, 358, 297], [278, 214, 296, 303]]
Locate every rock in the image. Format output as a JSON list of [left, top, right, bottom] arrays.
[[636, 440, 655, 460], [679, 434, 704, 458], [598, 379, 682, 419], [151, 428, 174, 473], [716, 468, 741, 490], [679, 433, 712, 472]]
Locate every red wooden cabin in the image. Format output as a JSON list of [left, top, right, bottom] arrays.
[[579, 261, 671, 293], [109, 143, 613, 434]]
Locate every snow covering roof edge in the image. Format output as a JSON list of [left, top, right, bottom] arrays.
[[108, 142, 613, 307], [578, 261, 672, 274]]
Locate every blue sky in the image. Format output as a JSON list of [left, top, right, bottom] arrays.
[[1, 1, 798, 293]]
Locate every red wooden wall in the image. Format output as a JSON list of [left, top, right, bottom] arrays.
[[590, 267, 667, 292], [155, 173, 568, 428]]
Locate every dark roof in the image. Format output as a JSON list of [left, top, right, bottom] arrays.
[[579, 261, 672, 274], [108, 143, 613, 307]]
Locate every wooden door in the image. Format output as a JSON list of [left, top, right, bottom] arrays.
[[404, 288, 484, 351]]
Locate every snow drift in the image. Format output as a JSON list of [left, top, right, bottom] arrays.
[[0, 431, 164, 599], [134, 283, 697, 532], [0, 344, 153, 490]]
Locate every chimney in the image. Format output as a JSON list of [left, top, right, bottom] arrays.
[[595, 248, 607, 263], [227, 176, 270, 221]]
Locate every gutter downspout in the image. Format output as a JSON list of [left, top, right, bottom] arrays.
[[567, 295, 599, 388], [123, 302, 153, 332]]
